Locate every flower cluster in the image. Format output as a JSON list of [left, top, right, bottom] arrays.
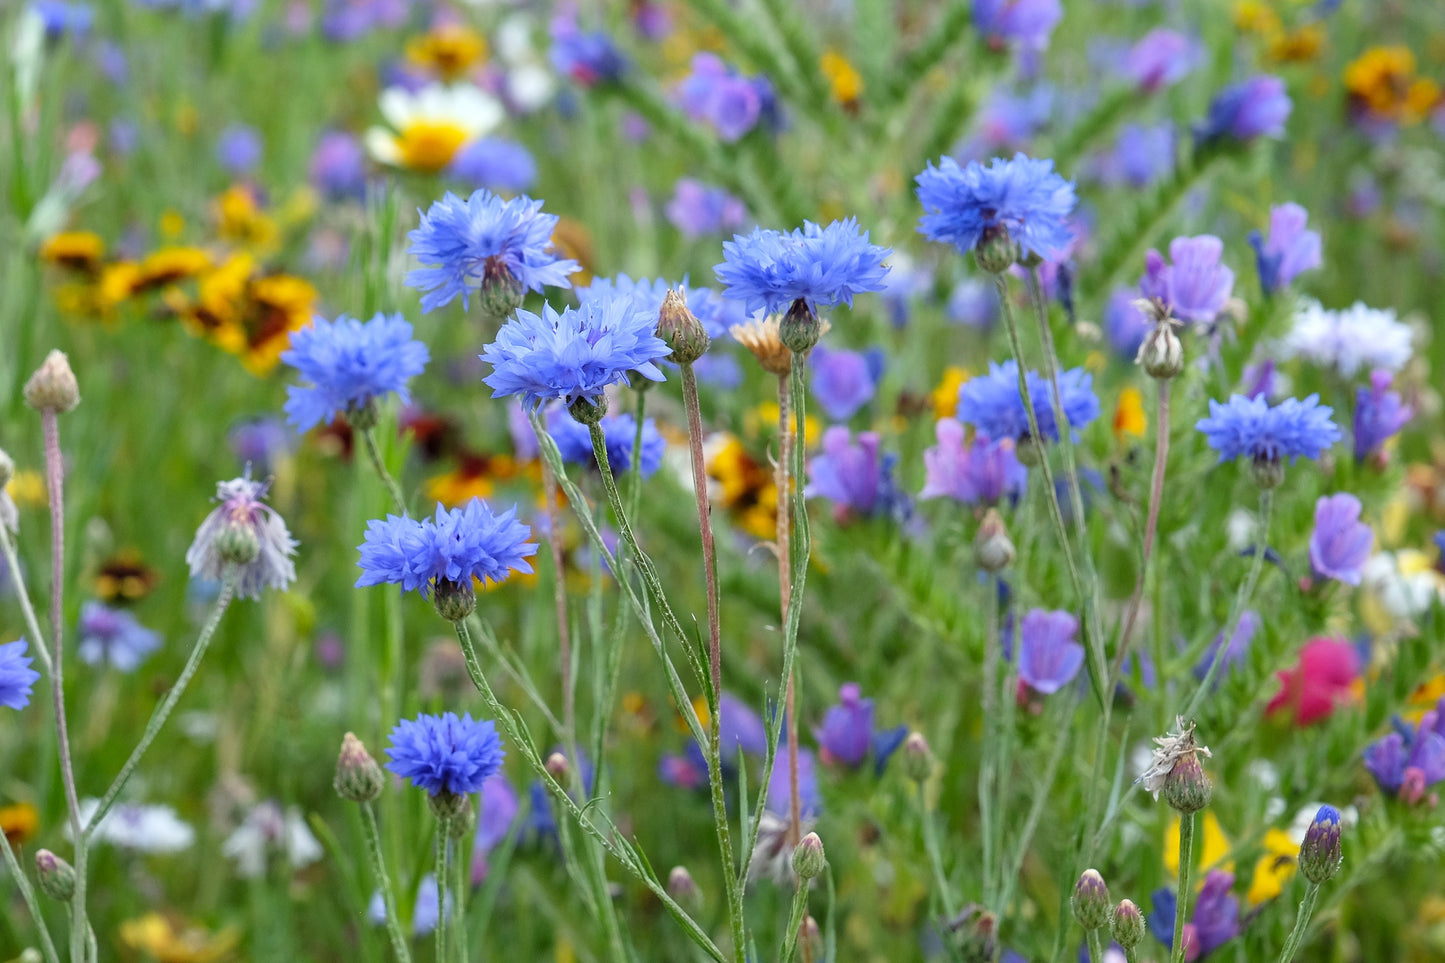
[[956, 360, 1101, 444], [356, 500, 536, 597], [1363, 697, 1445, 803], [919, 418, 1027, 506], [675, 53, 778, 142], [1282, 300, 1412, 377]]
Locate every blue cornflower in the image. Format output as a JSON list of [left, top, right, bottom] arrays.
[[713, 218, 892, 315], [956, 360, 1100, 443], [916, 153, 1076, 262], [805, 427, 909, 522], [216, 124, 262, 175], [406, 190, 579, 312], [355, 499, 537, 597], [548, 408, 665, 478], [0, 638, 41, 710], [1196, 76, 1292, 145], [385, 711, 505, 796], [78, 602, 161, 671], [480, 298, 667, 410], [280, 313, 429, 431], [549, 10, 628, 86], [448, 138, 537, 194], [1195, 394, 1341, 467]]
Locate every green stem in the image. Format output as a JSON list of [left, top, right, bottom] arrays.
[[1276, 883, 1322, 963], [1172, 812, 1196, 963], [85, 579, 236, 839], [990, 576, 1018, 915], [360, 426, 407, 516], [758, 0, 832, 110], [978, 575, 999, 910], [1113, 378, 1172, 677], [453, 831, 468, 963], [917, 782, 956, 918], [778, 878, 813, 963], [451, 619, 725, 962], [360, 803, 413, 963], [1086, 929, 1108, 963], [997, 703, 1072, 916], [0, 527, 52, 675], [541, 462, 576, 754], [434, 823, 448, 963], [0, 825, 61, 963], [776, 371, 802, 848]]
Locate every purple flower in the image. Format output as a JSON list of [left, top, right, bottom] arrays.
[[32, 1, 93, 40], [1123, 29, 1199, 91], [1309, 494, 1372, 585], [549, 9, 627, 86], [308, 131, 367, 201], [1094, 123, 1174, 189], [1354, 370, 1412, 462], [956, 360, 1101, 444], [547, 408, 665, 479], [1196, 394, 1341, 465], [765, 746, 821, 817], [809, 345, 882, 420], [916, 153, 1076, 262], [0, 638, 41, 710], [1242, 360, 1278, 401], [1193, 611, 1259, 681], [919, 418, 1027, 506], [1016, 609, 1084, 694], [448, 138, 537, 194], [665, 179, 748, 240], [963, 86, 1054, 157], [216, 124, 262, 175], [1139, 235, 1234, 325], [717, 692, 768, 761], [1364, 715, 1445, 797], [355, 500, 537, 597], [1248, 203, 1321, 295], [1191, 870, 1241, 955], [805, 427, 903, 520], [228, 417, 292, 473], [1363, 733, 1408, 793], [320, 0, 405, 42], [973, 0, 1063, 51], [280, 313, 430, 432], [77, 602, 162, 671], [815, 683, 907, 773], [947, 278, 998, 328], [715, 218, 891, 315], [1103, 287, 1150, 358], [1197, 76, 1292, 144], [676, 54, 764, 142], [385, 711, 505, 796], [186, 476, 298, 600], [471, 774, 520, 886]]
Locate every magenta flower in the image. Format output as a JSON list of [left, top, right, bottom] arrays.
[[1309, 494, 1372, 585]]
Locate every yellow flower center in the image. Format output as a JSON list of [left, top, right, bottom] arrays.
[[396, 121, 470, 172]]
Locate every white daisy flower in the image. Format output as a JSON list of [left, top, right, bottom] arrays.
[[365, 83, 504, 172]]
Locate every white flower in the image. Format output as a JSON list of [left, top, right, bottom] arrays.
[[365, 84, 504, 171], [1135, 717, 1211, 799], [76, 798, 195, 853], [222, 801, 323, 878], [1362, 551, 1443, 621], [1282, 299, 1413, 376], [186, 475, 297, 600], [493, 14, 556, 113]]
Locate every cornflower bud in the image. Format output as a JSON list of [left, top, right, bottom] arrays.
[[479, 258, 526, 320], [1136, 315, 1185, 381], [1163, 750, 1214, 814], [568, 396, 608, 426], [1298, 804, 1343, 884], [427, 789, 471, 824], [35, 850, 75, 902], [902, 731, 934, 783], [667, 866, 702, 910], [334, 732, 386, 803], [973, 508, 1016, 573], [778, 298, 823, 354], [23, 350, 80, 413], [657, 289, 711, 365], [791, 832, 826, 880], [432, 576, 477, 623], [1111, 898, 1145, 949], [974, 225, 1020, 275], [545, 752, 570, 781], [1071, 869, 1112, 931]]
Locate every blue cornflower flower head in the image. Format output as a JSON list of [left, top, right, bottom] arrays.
[[448, 138, 537, 194], [814, 682, 908, 775], [956, 360, 1100, 444], [1017, 608, 1084, 695], [547, 408, 665, 479], [216, 123, 262, 175], [280, 313, 430, 431], [32, 1, 93, 42], [1354, 370, 1412, 463], [186, 476, 298, 600], [385, 711, 504, 796], [0, 638, 41, 710], [916, 153, 1076, 264], [713, 218, 892, 315], [973, 0, 1062, 51], [78, 601, 161, 671], [1093, 122, 1175, 190], [666, 178, 748, 240], [549, 9, 628, 87], [1123, 28, 1200, 92], [355, 499, 537, 598], [1195, 394, 1342, 479], [1310, 494, 1372, 586], [480, 298, 667, 411], [1248, 203, 1321, 295], [1196, 75, 1292, 145], [406, 190, 579, 313]]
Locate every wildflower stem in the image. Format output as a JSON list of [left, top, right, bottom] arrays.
[[1276, 882, 1322, 963], [778, 878, 813, 963], [84, 578, 236, 840], [0, 819, 61, 963], [434, 822, 448, 963], [777, 369, 803, 850], [360, 802, 413, 963], [451, 618, 726, 963], [453, 835, 468, 963], [917, 782, 956, 918], [359, 426, 407, 516], [1113, 378, 1172, 676], [0, 526, 53, 676], [587, 419, 746, 963], [997, 700, 1072, 915], [1171, 811, 1196, 963], [1086, 929, 1108, 963], [542, 462, 577, 754], [878, 1, 974, 108], [979, 574, 999, 910], [40, 409, 85, 963], [781, 359, 814, 860]]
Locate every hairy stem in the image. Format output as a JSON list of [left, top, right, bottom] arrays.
[[1276, 882, 1323, 963], [778, 371, 802, 850], [434, 822, 449, 963], [1172, 812, 1196, 963], [778, 877, 813, 963], [542, 462, 576, 754], [917, 782, 956, 918], [979, 574, 999, 910], [0, 824, 61, 963], [360, 802, 413, 963]]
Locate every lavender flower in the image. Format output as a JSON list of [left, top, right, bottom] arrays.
[[1016, 608, 1084, 694], [1139, 235, 1234, 325], [919, 418, 1027, 505], [447, 138, 537, 193], [1193, 611, 1259, 681], [471, 774, 520, 885], [186, 476, 298, 599], [368, 873, 452, 937], [77, 602, 161, 671], [665, 178, 748, 240], [805, 427, 904, 520], [809, 345, 882, 420], [547, 408, 665, 478], [1310, 494, 1372, 585], [280, 313, 430, 431], [385, 711, 505, 796], [1196, 76, 1292, 144], [355, 499, 536, 597], [675, 53, 768, 142], [1123, 29, 1199, 91], [947, 278, 999, 329], [0, 638, 41, 710], [765, 746, 821, 818], [406, 190, 579, 312], [549, 10, 627, 86], [916, 153, 1076, 262], [228, 417, 292, 472], [309, 131, 367, 201], [815, 682, 907, 773], [1248, 203, 1321, 295], [1094, 123, 1174, 189], [714, 219, 891, 315], [1195, 394, 1341, 467], [1190, 870, 1241, 954], [480, 298, 667, 410], [1354, 370, 1413, 462], [216, 124, 262, 175], [1284, 300, 1412, 377], [957, 360, 1101, 443], [973, 0, 1062, 50], [1363, 705, 1445, 797]]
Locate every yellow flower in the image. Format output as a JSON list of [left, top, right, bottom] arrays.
[[6, 470, 47, 508], [820, 49, 863, 106], [1113, 387, 1147, 441], [1164, 812, 1233, 878], [747, 402, 821, 446], [159, 209, 186, 239], [406, 24, 488, 81], [1246, 828, 1298, 903], [932, 366, 969, 420], [1, 803, 39, 845], [210, 273, 317, 376], [96, 261, 141, 311], [549, 218, 593, 288], [426, 467, 496, 507], [40, 231, 105, 272], [365, 83, 503, 172], [119, 913, 239, 963], [1233, 1, 1282, 36], [133, 246, 213, 294], [1268, 23, 1324, 63], [1344, 46, 1436, 123], [213, 185, 278, 255]]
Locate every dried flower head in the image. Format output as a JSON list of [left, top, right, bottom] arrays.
[[730, 313, 831, 376], [185, 476, 298, 600], [1137, 717, 1212, 800]]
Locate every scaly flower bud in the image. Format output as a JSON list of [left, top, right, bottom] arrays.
[[973, 508, 1016, 573], [791, 832, 827, 880], [433, 576, 477, 623], [974, 224, 1021, 275], [568, 395, 608, 426], [1111, 898, 1145, 949], [545, 752, 570, 780], [334, 731, 385, 803], [35, 850, 75, 902], [667, 866, 702, 910], [23, 350, 80, 413], [1136, 315, 1185, 381], [1298, 804, 1343, 884], [427, 789, 471, 824], [657, 289, 711, 365], [1163, 751, 1214, 814], [902, 731, 934, 783], [1072, 869, 1112, 931], [778, 298, 823, 354], [479, 258, 526, 320], [1250, 454, 1285, 490]]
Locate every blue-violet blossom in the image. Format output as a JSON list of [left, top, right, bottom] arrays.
[[356, 499, 536, 597], [280, 313, 429, 431], [714, 218, 891, 315], [916, 153, 1076, 262], [385, 711, 505, 796]]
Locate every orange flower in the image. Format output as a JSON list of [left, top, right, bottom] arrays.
[[1113, 387, 1147, 441]]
